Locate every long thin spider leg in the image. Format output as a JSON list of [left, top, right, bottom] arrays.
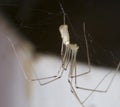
[[68, 78, 85, 107], [67, 48, 74, 93], [71, 22, 91, 78], [33, 45, 69, 81], [73, 47, 120, 93], [64, 46, 72, 70], [72, 55, 119, 94], [59, 1, 66, 25], [73, 49, 77, 86], [70, 61, 119, 104], [32, 46, 70, 85], [61, 45, 74, 71], [71, 46, 119, 94], [71, 49, 78, 84], [31, 51, 66, 86], [32, 75, 57, 81], [61, 40, 64, 60], [64, 15, 91, 78], [69, 48, 78, 94], [73, 55, 118, 93], [31, 66, 62, 85], [32, 44, 73, 85], [33, 47, 67, 85], [6, 36, 29, 81], [69, 48, 75, 81], [82, 61, 120, 104], [32, 59, 65, 81], [83, 22, 91, 74], [67, 50, 84, 105], [32, 46, 69, 87], [6, 36, 66, 86], [76, 71, 112, 92], [60, 45, 70, 70], [37, 66, 65, 86], [62, 46, 70, 69], [68, 80, 85, 107]]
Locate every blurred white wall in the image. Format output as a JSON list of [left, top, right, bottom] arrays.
[[0, 15, 29, 107]]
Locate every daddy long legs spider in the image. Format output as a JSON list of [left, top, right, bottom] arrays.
[[5, 2, 120, 107], [6, 22, 120, 107]]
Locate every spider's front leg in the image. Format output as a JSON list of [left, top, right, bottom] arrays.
[[32, 47, 71, 85], [67, 44, 85, 107], [33, 24, 72, 85], [67, 51, 85, 107], [7, 36, 65, 86]]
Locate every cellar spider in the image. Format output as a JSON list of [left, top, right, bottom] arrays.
[[6, 2, 120, 107]]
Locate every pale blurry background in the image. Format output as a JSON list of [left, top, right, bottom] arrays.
[[0, 16, 29, 107]]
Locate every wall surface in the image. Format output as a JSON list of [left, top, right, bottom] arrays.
[[0, 16, 28, 107]]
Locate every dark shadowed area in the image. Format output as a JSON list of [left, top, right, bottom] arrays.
[[0, 0, 120, 68]]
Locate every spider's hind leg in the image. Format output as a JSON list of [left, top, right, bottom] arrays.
[[32, 45, 72, 85]]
